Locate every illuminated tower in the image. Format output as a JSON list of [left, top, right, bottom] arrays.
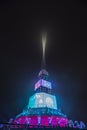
[[14, 68, 67, 122], [14, 34, 68, 127], [8, 34, 86, 129]]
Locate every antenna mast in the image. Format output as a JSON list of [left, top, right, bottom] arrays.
[[42, 33, 47, 69]]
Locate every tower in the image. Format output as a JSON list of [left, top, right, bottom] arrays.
[[13, 34, 68, 127]]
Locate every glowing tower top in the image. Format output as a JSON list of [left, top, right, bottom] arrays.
[[41, 33, 47, 70]]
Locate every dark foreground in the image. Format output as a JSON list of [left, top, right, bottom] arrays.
[[0, 125, 87, 130], [0, 127, 87, 130]]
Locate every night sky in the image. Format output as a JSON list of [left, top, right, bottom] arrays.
[[0, 1, 87, 123]]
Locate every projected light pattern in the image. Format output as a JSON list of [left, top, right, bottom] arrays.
[[28, 92, 57, 109], [35, 79, 52, 90]]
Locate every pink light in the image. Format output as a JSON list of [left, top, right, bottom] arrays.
[[35, 80, 41, 90], [14, 116, 68, 127]]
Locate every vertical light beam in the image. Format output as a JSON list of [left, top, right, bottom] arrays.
[[42, 33, 47, 69]]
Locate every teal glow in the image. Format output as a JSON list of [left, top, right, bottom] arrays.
[[28, 95, 35, 108], [28, 92, 57, 110]]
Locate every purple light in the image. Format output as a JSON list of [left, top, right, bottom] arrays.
[[35, 79, 52, 90]]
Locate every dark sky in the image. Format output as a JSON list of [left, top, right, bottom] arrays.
[[0, 1, 87, 123]]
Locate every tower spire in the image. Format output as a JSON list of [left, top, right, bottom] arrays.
[[42, 33, 47, 69], [39, 33, 49, 78]]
